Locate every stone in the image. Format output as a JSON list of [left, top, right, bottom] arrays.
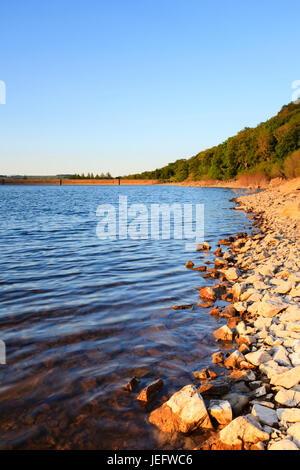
[[274, 389, 300, 407], [277, 408, 300, 424], [291, 351, 300, 367], [137, 379, 163, 403], [229, 370, 256, 382], [272, 345, 291, 367], [270, 366, 300, 389], [219, 414, 270, 447], [257, 299, 288, 318], [224, 350, 245, 369], [211, 351, 224, 364], [185, 261, 194, 268], [213, 325, 233, 342], [245, 350, 273, 366], [287, 422, 300, 447], [251, 404, 278, 427], [149, 385, 212, 433], [224, 268, 241, 281], [199, 287, 217, 301], [281, 306, 300, 322], [232, 283, 246, 300], [268, 439, 299, 450], [222, 392, 249, 415], [196, 242, 211, 251], [209, 400, 232, 425], [253, 385, 267, 397], [124, 376, 140, 392]]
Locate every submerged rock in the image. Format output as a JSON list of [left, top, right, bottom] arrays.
[[137, 379, 163, 403]]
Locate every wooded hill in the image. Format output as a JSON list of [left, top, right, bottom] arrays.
[[125, 102, 300, 182]]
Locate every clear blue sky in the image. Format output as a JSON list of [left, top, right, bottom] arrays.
[[0, 0, 300, 176]]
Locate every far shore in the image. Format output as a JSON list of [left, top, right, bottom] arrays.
[[1, 176, 295, 190]]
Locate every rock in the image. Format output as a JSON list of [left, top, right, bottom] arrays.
[[209, 400, 232, 425], [245, 350, 273, 366], [222, 392, 249, 415], [124, 376, 140, 392], [259, 360, 290, 379], [287, 422, 300, 447], [215, 258, 227, 268], [281, 306, 300, 322], [251, 404, 278, 427], [224, 350, 245, 369], [219, 414, 270, 447], [213, 325, 233, 342], [232, 283, 246, 300], [272, 345, 292, 367], [224, 268, 241, 281], [193, 369, 209, 380], [291, 351, 300, 367], [270, 366, 300, 389], [229, 369, 256, 382], [253, 385, 267, 397], [274, 280, 293, 294], [277, 408, 300, 424], [257, 299, 288, 318], [211, 351, 224, 364], [137, 379, 163, 403], [274, 389, 300, 407], [185, 261, 194, 268], [268, 439, 299, 450], [199, 287, 217, 301], [196, 242, 211, 251], [149, 385, 213, 433], [199, 380, 231, 398]]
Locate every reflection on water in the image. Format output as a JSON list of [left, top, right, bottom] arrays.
[[0, 185, 252, 449]]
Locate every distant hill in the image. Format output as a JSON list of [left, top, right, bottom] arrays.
[[125, 102, 300, 182]]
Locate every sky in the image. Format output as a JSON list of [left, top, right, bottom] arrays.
[[0, 0, 300, 176]]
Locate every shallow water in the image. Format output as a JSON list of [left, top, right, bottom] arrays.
[[0, 185, 253, 449]]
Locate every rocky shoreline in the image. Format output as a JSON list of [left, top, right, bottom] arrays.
[[126, 178, 300, 451]]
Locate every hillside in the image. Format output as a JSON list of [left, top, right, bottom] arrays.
[[125, 102, 300, 182]]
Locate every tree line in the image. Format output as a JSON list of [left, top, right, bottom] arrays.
[[70, 172, 113, 179]]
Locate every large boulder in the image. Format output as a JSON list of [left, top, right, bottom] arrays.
[[149, 384, 213, 433], [219, 414, 269, 447]]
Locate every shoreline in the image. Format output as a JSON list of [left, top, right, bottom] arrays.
[[142, 177, 300, 450], [0, 176, 290, 190]]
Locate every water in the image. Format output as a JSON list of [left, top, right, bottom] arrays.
[[0, 185, 253, 449]]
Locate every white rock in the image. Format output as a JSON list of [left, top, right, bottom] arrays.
[[257, 299, 288, 318], [219, 414, 270, 446], [268, 439, 299, 450], [245, 350, 273, 366], [270, 366, 300, 389], [277, 408, 300, 424], [272, 345, 292, 367], [209, 400, 232, 425], [224, 267, 241, 281], [287, 422, 300, 448], [274, 389, 300, 407], [251, 404, 278, 427]]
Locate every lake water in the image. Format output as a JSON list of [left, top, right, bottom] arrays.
[[0, 185, 253, 449]]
